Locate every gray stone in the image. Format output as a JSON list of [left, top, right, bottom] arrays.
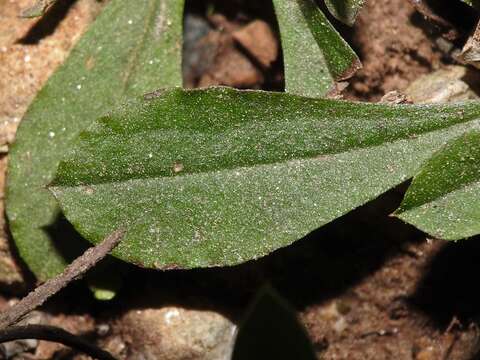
[[111, 306, 236, 360], [405, 65, 479, 104]]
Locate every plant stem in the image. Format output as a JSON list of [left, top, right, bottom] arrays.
[[0, 324, 117, 360], [0, 229, 124, 329]]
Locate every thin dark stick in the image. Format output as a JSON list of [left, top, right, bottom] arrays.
[[0, 324, 117, 360], [0, 229, 125, 329]]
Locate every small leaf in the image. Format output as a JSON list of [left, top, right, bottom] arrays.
[[21, 0, 56, 18], [7, 0, 185, 280], [232, 286, 316, 360], [272, 0, 361, 97], [86, 258, 124, 301], [461, 0, 480, 9], [395, 130, 480, 240], [324, 0, 365, 26], [50, 88, 480, 269]]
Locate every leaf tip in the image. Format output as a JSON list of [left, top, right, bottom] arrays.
[[337, 58, 363, 81]]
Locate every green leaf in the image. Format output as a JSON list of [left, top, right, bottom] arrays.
[[324, 0, 365, 26], [86, 257, 125, 301], [272, 0, 361, 97], [461, 0, 480, 9], [49, 88, 480, 269], [232, 286, 316, 360], [6, 0, 185, 280], [395, 130, 480, 240]]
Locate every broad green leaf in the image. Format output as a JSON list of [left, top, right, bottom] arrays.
[[395, 130, 480, 240], [49, 88, 480, 269], [232, 286, 316, 360], [272, 0, 361, 97], [6, 0, 185, 280], [324, 0, 365, 26]]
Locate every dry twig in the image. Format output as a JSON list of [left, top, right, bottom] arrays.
[[0, 229, 124, 329]]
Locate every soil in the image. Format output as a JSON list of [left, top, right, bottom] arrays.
[[1, 0, 480, 359], [346, 0, 444, 100]]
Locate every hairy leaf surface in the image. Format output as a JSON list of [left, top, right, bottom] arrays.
[[324, 0, 365, 25], [395, 130, 480, 240], [7, 0, 184, 279], [272, 0, 361, 97], [50, 88, 480, 269]]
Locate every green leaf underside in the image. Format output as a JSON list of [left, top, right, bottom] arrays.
[[6, 0, 184, 280], [232, 287, 316, 360], [272, 0, 361, 97], [50, 87, 480, 269], [396, 130, 480, 240], [324, 0, 365, 26]]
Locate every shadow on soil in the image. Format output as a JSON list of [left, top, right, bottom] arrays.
[[409, 235, 480, 327], [17, 0, 78, 45]]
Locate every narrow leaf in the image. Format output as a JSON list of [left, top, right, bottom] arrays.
[[232, 286, 316, 360], [395, 130, 480, 240], [272, 0, 361, 97], [7, 0, 185, 280], [49, 88, 480, 269], [324, 0, 365, 26]]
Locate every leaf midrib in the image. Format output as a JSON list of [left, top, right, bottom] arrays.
[[121, 0, 158, 92], [52, 121, 477, 189]]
